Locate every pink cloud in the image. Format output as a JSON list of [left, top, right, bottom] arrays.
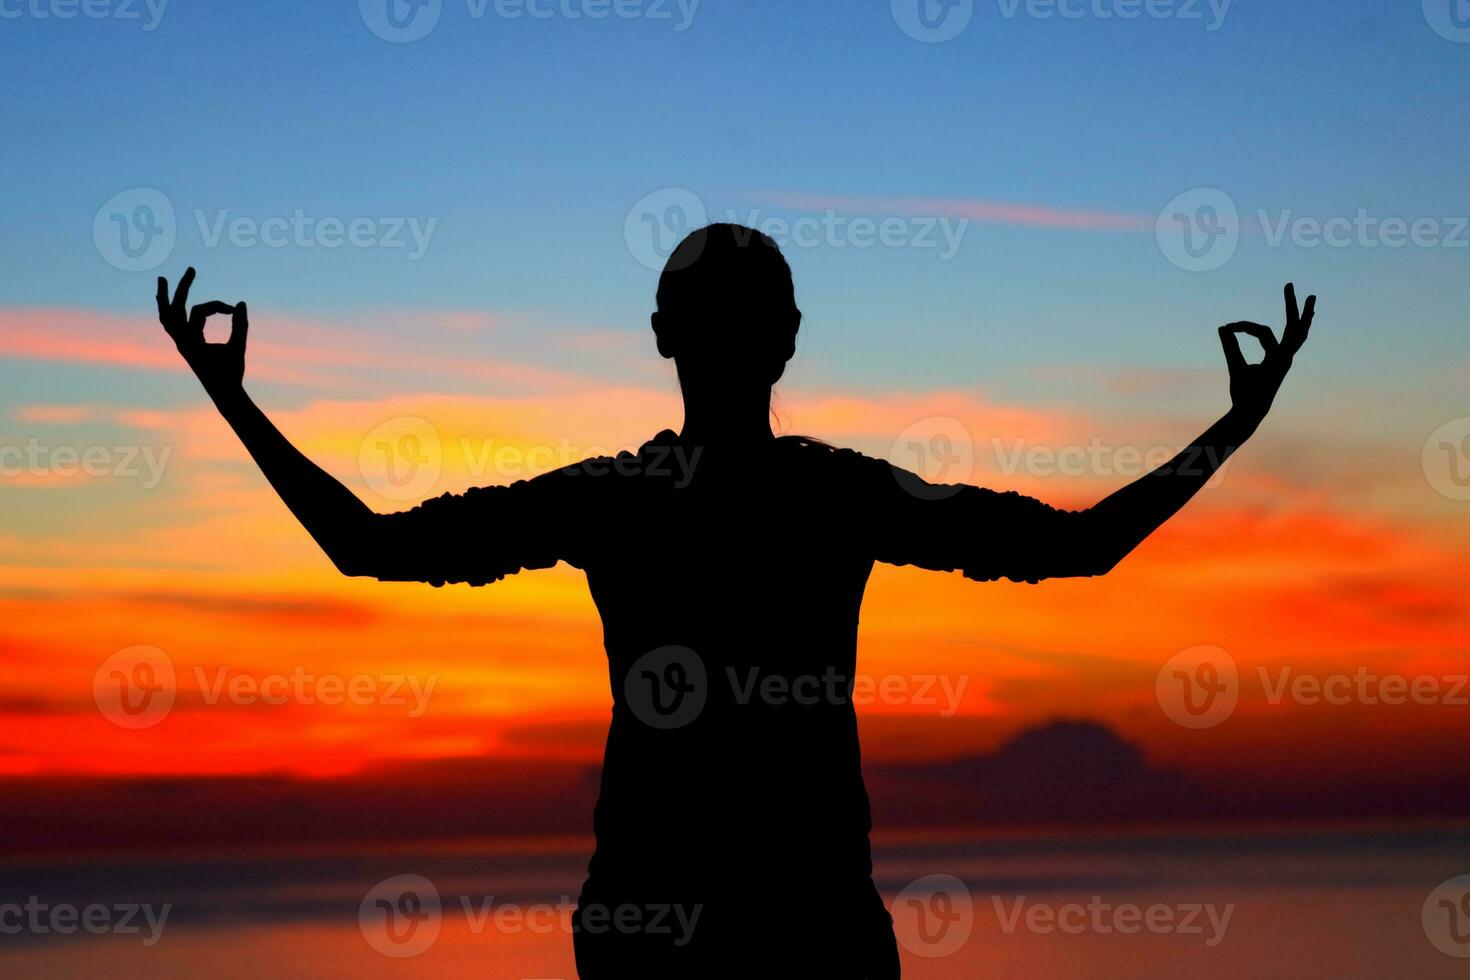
[[753, 191, 1152, 231], [0, 309, 180, 373], [0, 307, 607, 394], [12, 405, 95, 424]]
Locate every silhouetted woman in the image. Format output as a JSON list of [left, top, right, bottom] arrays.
[[157, 224, 1314, 978]]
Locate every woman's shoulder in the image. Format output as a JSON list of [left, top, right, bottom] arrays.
[[774, 434, 895, 481]]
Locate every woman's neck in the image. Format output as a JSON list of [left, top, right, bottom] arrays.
[[678, 390, 775, 450]]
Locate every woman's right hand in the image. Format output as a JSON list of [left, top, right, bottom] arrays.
[[157, 266, 249, 401], [1216, 282, 1315, 433]]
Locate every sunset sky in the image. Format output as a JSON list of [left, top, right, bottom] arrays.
[[2, 0, 1469, 843]]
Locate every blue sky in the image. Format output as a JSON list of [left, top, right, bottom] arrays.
[[4, 0, 1470, 794], [2, 0, 1467, 410]]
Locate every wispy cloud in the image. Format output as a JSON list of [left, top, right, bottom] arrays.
[[0, 308, 617, 396], [752, 191, 1153, 231]]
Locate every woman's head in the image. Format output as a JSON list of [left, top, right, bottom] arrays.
[[652, 224, 802, 397]]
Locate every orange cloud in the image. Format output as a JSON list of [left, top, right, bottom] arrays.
[[5, 321, 1468, 795]]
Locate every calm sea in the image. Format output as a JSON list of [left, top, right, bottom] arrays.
[[1, 825, 1466, 978]]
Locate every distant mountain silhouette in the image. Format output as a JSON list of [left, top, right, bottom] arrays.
[[7, 717, 1470, 855], [867, 719, 1202, 826]]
